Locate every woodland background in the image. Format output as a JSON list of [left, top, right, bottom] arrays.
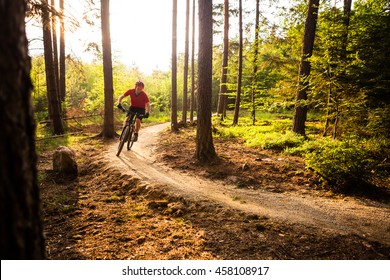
[[29, 0, 390, 190], [1, 0, 389, 259]]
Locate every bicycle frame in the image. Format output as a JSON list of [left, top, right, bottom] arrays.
[[116, 111, 140, 156]]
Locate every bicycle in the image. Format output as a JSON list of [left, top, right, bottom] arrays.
[[116, 104, 145, 157]]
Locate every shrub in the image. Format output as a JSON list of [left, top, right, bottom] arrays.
[[261, 131, 305, 151], [304, 138, 387, 192], [286, 137, 327, 156]]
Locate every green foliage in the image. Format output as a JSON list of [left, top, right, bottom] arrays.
[[65, 57, 89, 113], [215, 110, 389, 193], [304, 137, 389, 192], [83, 63, 104, 114], [30, 55, 48, 115], [143, 70, 172, 112], [304, 0, 390, 139], [214, 111, 304, 150], [366, 106, 390, 137], [348, 0, 390, 137], [144, 110, 171, 125], [260, 131, 305, 150], [54, 57, 175, 116], [35, 124, 70, 154]]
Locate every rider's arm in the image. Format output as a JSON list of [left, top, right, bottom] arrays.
[[145, 102, 151, 114], [117, 94, 125, 105]]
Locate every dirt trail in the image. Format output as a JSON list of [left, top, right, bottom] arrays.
[[105, 123, 390, 246]]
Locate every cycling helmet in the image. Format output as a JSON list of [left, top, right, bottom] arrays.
[[135, 80, 144, 89]]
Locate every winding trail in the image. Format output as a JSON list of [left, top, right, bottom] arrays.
[[104, 123, 390, 245]]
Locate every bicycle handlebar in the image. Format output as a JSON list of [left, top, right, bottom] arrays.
[[117, 103, 126, 112], [117, 104, 148, 118]]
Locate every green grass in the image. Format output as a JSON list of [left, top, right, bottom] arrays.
[[213, 111, 308, 151], [35, 132, 92, 155], [35, 135, 70, 155]]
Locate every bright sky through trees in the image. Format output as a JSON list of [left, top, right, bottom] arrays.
[[26, 0, 284, 74], [109, 0, 188, 73], [27, 0, 189, 74]]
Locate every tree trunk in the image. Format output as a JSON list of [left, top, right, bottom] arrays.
[[329, 0, 352, 138], [0, 0, 46, 259], [181, 0, 190, 124], [59, 0, 66, 103], [341, 0, 352, 61], [196, 0, 217, 162], [251, 0, 260, 125], [101, 0, 115, 138], [217, 0, 229, 120], [51, 0, 60, 104], [42, 0, 63, 135], [322, 73, 332, 137], [292, 0, 320, 135], [171, 0, 179, 131], [232, 0, 243, 126], [190, 0, 196, 123]]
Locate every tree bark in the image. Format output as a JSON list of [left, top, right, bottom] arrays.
[[190, 0, 196, 123], [181, 0, 190, 124], [232, 0, 243, 126], [171, 0, 179, 131], [0, 0, 46, 259], [101, 0, 115, 138], [292, 0, 320, 135], [51, 0, 60, 103], [251, 0, 260, 125], [196, 0, 217, 162], [217, 0, 229, 120], [42, 0, 63, 135], [59, 0, 66, 103], [341, 0, 352, 61]]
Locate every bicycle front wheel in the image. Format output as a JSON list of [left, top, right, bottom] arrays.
[[127, 127, 134, 151], [116, 126, 130, 156]]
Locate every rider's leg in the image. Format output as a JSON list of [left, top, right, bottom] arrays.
[[133, 118, 141, 141], [135, 118, 141, 133]]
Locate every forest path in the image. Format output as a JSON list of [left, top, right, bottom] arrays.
[[104, 123, 390, 246]]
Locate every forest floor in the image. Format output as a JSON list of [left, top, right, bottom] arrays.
[[38, 122, 390, 259]]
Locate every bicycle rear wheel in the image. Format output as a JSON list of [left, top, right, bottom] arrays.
[[116, 126, 130, 156]]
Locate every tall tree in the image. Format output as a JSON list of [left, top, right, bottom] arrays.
[[251, 0, 260, 125], [196, 0, 217, 162], [190, 0, 196, 123], [171, 0, 179, 131], [59, 0, 66, 103], [232, 0, 243, 125], [292, 0, 320, 135], [323, 0, 353, 138], [101, 0, 115, 138], [217, 0, 229, 120], [42, 0, 63, 135], [341, 0, 352, 61], [0, 0, 46, 259], [181, 0, 190, 124], [51, 0, 60, 100]]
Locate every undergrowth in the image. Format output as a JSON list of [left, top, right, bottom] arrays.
[[213, 111, 390, 194]]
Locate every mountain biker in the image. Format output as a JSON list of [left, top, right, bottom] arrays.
[[117, 80, 151, 142]]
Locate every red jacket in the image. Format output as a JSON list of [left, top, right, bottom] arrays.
[[123, 89, 150, 109]]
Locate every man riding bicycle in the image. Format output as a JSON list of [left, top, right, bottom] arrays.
[[117, 80, 151, 142]]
